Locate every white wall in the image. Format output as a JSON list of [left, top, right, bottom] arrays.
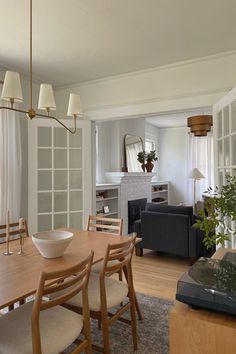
[[158, 127, 189, 205], [119, 118, 146, 169], [96, 118, 146, 182]]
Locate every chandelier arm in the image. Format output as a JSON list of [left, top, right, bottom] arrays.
[[0, 106, 29, 115], [0, 106, 77, 134], [35, 112, 77, 134]]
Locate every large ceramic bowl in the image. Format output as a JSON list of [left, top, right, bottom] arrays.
[[32, 230, 74, 258]]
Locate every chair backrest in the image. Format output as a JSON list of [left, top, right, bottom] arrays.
[[145, 203, 194, 224], [86, 215, 123, 235], [31, 251, 94, 354], [0, 219, 29, 241], [101, 233, 136, 277], [99, 234, 136, 310]]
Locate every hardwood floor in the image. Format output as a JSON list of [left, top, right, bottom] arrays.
[[131, 250, 189, 301]]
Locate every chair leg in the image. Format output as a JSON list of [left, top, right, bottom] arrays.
[[8, 304, 14, 311], [98, 318, 102, 330], [135, 247, 143, 257], [129, 293, 138, 351], [135, 295, 143, 320], [123, 265, 143, 320], [101, 314, 110, 354]]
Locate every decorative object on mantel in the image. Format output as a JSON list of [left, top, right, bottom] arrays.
[[194, 175, 236, 250], [137, 150, 158, 172], [187, 115, 213, 136], [124, 134, 144, 172], [0, 0, 82, 134], [145, 150, 158, 172], [137, 151, 146, 172], [189, 167, 205, 214]]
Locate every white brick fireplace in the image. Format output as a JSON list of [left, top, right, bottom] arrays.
[[105, 172, 154, 234]]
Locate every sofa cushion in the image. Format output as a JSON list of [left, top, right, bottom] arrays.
[[146, 203, 194, 223]]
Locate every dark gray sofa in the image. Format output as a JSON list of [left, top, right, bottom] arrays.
[[134, 203, 206, 263]]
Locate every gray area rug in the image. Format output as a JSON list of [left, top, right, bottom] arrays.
[[66, 293, 173, 354], [1, 293, 173, 353]]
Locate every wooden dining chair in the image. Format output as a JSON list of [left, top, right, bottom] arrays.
[[0, 219, 29, 310], [86, 215, 123, 235], [0, 219, 29, 241], [87, 215, 124, 281], [0, 251, 94, 354], [62, 235, 138, 354]]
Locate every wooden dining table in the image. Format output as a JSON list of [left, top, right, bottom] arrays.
[[0, 229, 135, 310]]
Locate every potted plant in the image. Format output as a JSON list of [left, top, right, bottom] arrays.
[[194, 175, 236, 250], [145, 150, 158, 172], [137, 151, 146, 172]]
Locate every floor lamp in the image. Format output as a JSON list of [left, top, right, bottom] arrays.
[[189, 168, 205, 214]]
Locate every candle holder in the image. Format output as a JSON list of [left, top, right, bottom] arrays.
[[3, 240, 13, 256], [3, 209, 13, 256], [18, 229, 25, 255]]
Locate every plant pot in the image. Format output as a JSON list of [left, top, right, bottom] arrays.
[[145, 160, 154, 172], [141, 163, 145, 172]]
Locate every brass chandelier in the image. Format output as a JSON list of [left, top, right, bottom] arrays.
[[0, 0, 82, 134]]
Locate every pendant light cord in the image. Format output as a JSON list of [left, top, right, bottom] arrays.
[[30, 0, 33, 110]]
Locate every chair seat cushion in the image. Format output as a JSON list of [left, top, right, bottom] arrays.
[[0, 300, 83, 354], [67, 273, 128, 311]]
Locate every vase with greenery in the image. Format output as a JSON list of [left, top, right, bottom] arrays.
[[145, 150, 158, 172], [137, 151, 146, 172], [194, 175, 236, 250]]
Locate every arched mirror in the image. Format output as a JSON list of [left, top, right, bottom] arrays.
[[124, 134, 144, 172]]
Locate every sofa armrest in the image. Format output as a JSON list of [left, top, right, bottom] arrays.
[[134, 219, 141, 237], [189, 226, 205, 258]]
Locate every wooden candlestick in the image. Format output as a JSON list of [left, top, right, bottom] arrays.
[[18, 218, 25, 255], [3, 210, 13, 255]]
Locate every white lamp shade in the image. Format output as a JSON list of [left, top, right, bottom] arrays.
[[1, 71, 23, 103], [38, 84, 56, 110], [67, 93, 82, 116], [189, 168, 205, 180]]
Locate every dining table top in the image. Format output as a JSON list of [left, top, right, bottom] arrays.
[[0, 229, 132, 310]]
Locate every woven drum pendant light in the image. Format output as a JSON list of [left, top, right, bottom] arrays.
[[187, 115, 213, 136]]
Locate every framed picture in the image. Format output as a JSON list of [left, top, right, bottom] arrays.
[[103, 205, 110, 214]]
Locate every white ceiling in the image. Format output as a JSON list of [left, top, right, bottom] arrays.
[[0, 0, 236, 86], [146, 108, 212, 128]]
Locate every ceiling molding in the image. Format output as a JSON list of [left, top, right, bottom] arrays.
[[82, 86, 230, 113], [2, 49, 236, 90], [84, 89, 225, 122], [55, 50, 236, 90]]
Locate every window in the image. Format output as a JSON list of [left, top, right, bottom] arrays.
[[145, 138, 155, 153]]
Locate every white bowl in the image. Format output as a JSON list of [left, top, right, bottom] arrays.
[[32, 230, 74, 258]]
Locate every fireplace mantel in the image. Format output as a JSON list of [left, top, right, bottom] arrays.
[[105, 172, 155, 234], [105, 172, 155, 183]]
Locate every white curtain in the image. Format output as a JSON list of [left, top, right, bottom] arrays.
[[0, 101, 22, 224], [187, 132, 214, 205]]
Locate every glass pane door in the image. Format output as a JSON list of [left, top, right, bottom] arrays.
[[213, 87, 236, 247], [29, 118, 93, 234]]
